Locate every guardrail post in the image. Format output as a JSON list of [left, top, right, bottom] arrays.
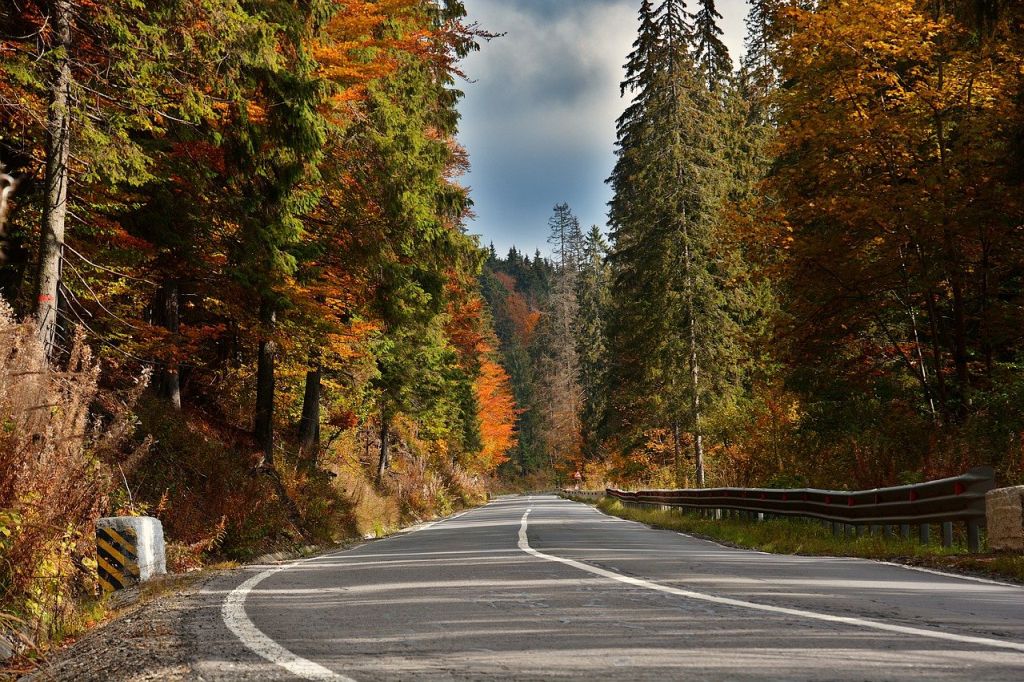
[[900, 524, 911, 540], [942, 522, 954, 548], [919, 523, 930, 544], [831, 521, 840, 537], [966, 520, 982, 553]]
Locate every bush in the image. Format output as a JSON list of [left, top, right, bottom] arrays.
[[130, 396, 358, 563]]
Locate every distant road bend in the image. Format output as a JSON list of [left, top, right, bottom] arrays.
[[195, 495, 1024, 681]]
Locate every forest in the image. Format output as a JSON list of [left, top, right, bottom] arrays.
[[486, 0, 1024, 494], [1, 0, 517, 646], [1, 0, 1024, 654]]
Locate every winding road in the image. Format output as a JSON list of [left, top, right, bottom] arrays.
[[190, 495, 1024, 680]]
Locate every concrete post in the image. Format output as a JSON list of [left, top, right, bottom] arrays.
[[96, 516, 166, 591], [986, 486, 1024, 552]]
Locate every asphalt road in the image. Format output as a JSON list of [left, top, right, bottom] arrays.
[[190, 495, 1024, 681]]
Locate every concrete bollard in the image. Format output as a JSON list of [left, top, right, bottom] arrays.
[[986, 486, 1024, 552], [96, 516, 166, 591]]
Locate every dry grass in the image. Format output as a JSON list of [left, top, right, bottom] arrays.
[[0, 303, 147, 654]]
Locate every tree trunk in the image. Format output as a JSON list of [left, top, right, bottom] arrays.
[[672, 418, 682, 488], [156, 279, 182, 410], [690, 335, 705, 488], [932, 64, 969, 413], [979, 238, 993, 377], [0, 168, 15, 234], [255, 305, 276, 466], [947, 241, 969, 401], [898, 246, 938, 423], [36, 0, 73, 358], [909, 302, 937, 423], [298, 365, 321, 467], [679, 206, 706, 489], [376, 413, 390, 483]]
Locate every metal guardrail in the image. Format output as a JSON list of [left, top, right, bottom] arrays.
[[599, 467, 996, 552], [561, 489, 603, 501]]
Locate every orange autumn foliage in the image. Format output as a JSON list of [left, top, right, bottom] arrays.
[[474, 353, 517, 473], [315, 0, 438, 122]]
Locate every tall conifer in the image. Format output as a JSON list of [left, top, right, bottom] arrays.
[[692, 0, 732, 91], [576, 226, 610, 461], [742, 0, 778, 113], [606, 0, 739, 486]]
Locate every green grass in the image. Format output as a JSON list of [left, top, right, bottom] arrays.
[[581, 496, 1024, 584]]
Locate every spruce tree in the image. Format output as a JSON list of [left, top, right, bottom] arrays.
[[226, 0, 330, 467], [692, 0, 732, 92], [352, 2, 481, 480], [535, 204, 584, 473], [576, 226, 610, 461], [606, 0, 740, 487], [548, 203, 584, 273], [742, 0, 778, 114]]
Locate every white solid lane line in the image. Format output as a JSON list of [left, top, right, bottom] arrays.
[[222, 566, 353, 681], [221, 505, 481, 681], [516, 508, 1024, 656]]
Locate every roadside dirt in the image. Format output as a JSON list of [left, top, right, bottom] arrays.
[[20, 573, 220, 682]]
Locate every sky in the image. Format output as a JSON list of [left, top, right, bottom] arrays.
[[457, 0, 751, 257]]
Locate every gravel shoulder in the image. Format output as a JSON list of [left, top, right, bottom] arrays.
[[22, 572, 216, 682], [19, 526, 430, 681]]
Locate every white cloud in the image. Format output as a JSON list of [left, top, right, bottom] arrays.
[[458, 0, 751, 256]]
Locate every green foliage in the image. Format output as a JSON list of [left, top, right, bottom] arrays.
[[481, 250, 555, 475]]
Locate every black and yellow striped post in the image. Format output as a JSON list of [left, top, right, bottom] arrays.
[[96, 526, 141, 592]]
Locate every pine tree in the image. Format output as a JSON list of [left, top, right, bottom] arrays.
[[348, 2, 483, 481], [225, 0, 330, 467]]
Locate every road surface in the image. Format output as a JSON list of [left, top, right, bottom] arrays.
[[190, 495, 1024, 680]]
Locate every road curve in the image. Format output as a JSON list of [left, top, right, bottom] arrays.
[[190, 495, 1024, 680]]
